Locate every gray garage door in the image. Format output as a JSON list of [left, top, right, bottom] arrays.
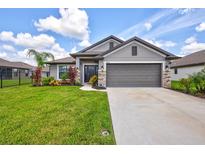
[[106, 63, 161, 87]]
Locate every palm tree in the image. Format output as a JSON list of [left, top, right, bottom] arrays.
[[27, 49, 54, 68], [27, 49, 54, 86]]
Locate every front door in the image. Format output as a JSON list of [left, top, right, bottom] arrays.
[[84, 65, 98, 82]]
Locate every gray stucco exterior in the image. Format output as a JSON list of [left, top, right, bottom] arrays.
[[50, 36, 175, 88], [104, 42, 165, 62], [49, 64, 57, 79]]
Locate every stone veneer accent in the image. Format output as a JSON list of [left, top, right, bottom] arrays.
[[98, 68, 106, 87], [76, 68, 81, 83], [162, 60, 171, 88], [162, 68, 171, 88]]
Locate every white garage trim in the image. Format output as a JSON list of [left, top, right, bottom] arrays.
[[103, 61, 165, 71]]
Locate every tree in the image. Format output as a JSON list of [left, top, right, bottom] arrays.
[[27, 49, 54, 68], [27, 49, 54, 86]]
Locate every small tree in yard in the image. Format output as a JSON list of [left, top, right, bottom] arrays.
[[68, 66, 77, 85], [27, 49, 54, 86], [33, 67, 42, 86]]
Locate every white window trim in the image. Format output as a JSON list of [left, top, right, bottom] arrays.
[[103, 41, 167, 58], [57, 64, 69, 80], [82, 63, 98, 85]]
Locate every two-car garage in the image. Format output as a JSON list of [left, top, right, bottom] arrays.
[[106, 63, 162, 87]]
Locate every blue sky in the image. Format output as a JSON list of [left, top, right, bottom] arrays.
[[0, 8, 205, 65]]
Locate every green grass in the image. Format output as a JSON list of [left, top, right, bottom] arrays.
[[0, 85, 115, 144], [2, 78, 31, 87]]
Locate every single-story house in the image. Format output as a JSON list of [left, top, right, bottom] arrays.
[[47, 35, 177, 88], [46, 57, 75, 79], [0, 58, 34, 79], [171, 50, 205, 81]]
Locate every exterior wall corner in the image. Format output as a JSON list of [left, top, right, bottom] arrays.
[[98, 68, 106, 88], [162, 60, 171, 88]]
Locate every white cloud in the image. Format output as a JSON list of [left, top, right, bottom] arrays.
[[196, 22, 205, 32], [70, 46, 78, 53], [143, 9, 205, 39], [78, 40, 91, 48], [0, 31, 55, 49], [181, 37, 205, 55], [146, 39, 176, 48], [0, 31, 15, 41], [118, 9, 177, 39], [0, 31, 70, 65], [0, 52, 7, 58], [2, 44, 15, 52], [185, 36, 196, 44], [178, 8, 194, 15], [144, 22, 152, 31], [34, 8, 90, 41]]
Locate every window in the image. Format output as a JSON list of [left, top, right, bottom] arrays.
[[13, 69, 18, 77], [109, 42, 114, 49], [59, 65, 68, 79], [132, 46, 138, 56], [25, 70, 29, 77], [174, 68, 178, 74]]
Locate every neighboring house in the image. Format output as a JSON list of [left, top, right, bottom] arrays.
[[171, 50, 205, 81], [46, 57, 75, 80], [0, 58, 34, 79], [41, 66, 50, 78], [48, 35, 177, 88]]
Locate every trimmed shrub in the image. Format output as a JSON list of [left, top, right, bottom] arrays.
[[75, 79, 81, 86], [42, 76, 54, 86], [179, 78, 193, 93], [190, 67, 205, 94], [89, 75, 98, 87], [49, 80, 61, 86], [61, 72, 68, 81]]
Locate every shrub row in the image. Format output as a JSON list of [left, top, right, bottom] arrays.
[[173, 67, 205, 96]]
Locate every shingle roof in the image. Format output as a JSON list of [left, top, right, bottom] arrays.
[[171, 50, 205, 68], [100, 36, 176, 57], [0, 58, 33, 69], [12, 62, 34, 69], [46, 57, 75, 64], [70, 35, 124, 57], [0, 58, 13, 67]]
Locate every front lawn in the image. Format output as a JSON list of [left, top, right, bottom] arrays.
[[0, 85, 115, 144], [2, 78, 31, 87]]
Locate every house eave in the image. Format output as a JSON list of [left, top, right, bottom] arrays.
[[171, 62, 205, 68]]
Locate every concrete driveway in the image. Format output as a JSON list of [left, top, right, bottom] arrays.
[[107, 88, 205, 145]]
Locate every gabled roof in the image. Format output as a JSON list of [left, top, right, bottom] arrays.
[[71, 35, 124, 56], [0, 58, 33, 69], [0, 58, 13, 67], [100, 36, 176, 57], [171, 50, 205, 68], [46, 57, 75, 64], [12, 62, 34, 69]]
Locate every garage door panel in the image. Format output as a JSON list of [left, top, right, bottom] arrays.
[[106, 64, 161, 87]]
